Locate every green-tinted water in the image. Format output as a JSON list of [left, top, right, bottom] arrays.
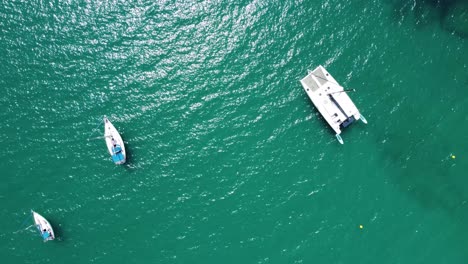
[[1, 0, 467, 263]]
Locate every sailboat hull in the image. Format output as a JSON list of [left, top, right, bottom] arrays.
[[104, 116, 126, 165], [32, 210, 55, 241]]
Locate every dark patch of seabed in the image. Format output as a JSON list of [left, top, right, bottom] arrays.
[[388, 0, 468, 38], [375, 87, 468, 222]]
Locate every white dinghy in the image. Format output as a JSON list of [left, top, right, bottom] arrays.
[[104, 116, 126, 164], [31, 210, 55, 242], [300, 65, 367, 144]]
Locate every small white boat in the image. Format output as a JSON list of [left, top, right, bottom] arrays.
[[300, 65, 367, 144], [104, 116, 126, 164], [31, 210, 55, 242]]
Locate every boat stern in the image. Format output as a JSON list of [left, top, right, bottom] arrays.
[[112, 154, 126, 165]]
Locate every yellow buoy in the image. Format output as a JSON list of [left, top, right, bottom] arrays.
[[451, 155, 456, 159], [359, 225, 363, 229]]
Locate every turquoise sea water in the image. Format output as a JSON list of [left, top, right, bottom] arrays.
[[1, 0, 468, 263]]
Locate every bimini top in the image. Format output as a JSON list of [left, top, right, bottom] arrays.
[[300, 65, 367, 144]]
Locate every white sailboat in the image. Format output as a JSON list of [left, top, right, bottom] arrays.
[[104, 116, 126, 164], [31, 210, 55, 242]]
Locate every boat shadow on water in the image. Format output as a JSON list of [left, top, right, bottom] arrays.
[[51, 221, 61, 242], [120, 141, 138, 173]]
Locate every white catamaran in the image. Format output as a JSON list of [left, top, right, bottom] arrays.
[[300, 65, 367, 144], [31, 210, 55, 242], [104, 116, 126, 164]]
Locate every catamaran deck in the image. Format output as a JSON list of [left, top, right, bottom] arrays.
[[300, 65, 366, 143]]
